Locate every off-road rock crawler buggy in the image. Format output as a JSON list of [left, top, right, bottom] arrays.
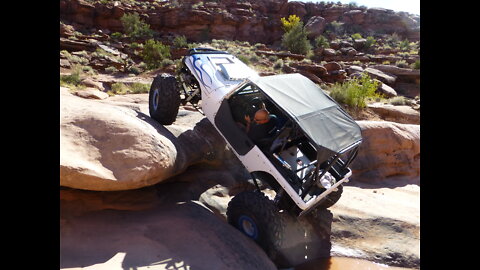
[[149, 48, 362, 266]]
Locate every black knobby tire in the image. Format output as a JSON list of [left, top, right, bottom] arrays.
[[148, 73, 180, 125], [317, 184, 343, 209], [226, 191, 284, 260]]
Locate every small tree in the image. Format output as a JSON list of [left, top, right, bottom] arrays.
[[141, 39, 171, 69], [281, 22, 312, 55], [120, 12, 154, 39], [280, 14, 301, 32]]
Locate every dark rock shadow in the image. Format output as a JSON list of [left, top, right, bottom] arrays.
[[273, 209, 334, 268], [60, 199, 276, 270]]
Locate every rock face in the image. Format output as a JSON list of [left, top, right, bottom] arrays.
[[351, 121, 420, 184], [59, 0, 419, 45], [60, 87, 227, 191]]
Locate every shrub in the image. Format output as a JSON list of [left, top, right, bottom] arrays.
[[249, 54, 260, 63], [389, 96, 407, 105], [60, 70, 81, 86], [386, 33, 400, 46], [130, 83, 150, 94], [314, 35, 329, 49], [281, 22, 312, 55], [120, 12, 154, 39], [160, 58, 174, 67], [109, 82, 150, 95], [399, 39, 411, 51], [127, 65, 141, 75], [141, 39, 171, 69], [351, 33, 362, 40], [365, 36, 376, 48], [172, 35, 188, 48], [110, 82, 129, 94], [267, 55, 278, 62], [273, 59, 284, 69], [328, 73, 380, 109], [395, 60, 409, 68], [412, 59, 420, 69], [325, 21, 344, 35], [237, 54, 250, 65], [130, 42, 143, 50], [111, 32, 123, 39], [104, 66, 119, 74]]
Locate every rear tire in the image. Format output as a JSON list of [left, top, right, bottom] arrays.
[[148, 73, 180, 125]]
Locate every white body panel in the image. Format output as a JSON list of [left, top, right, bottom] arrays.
[[183, 53, 259, 122]]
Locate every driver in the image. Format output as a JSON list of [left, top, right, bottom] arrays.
[[245, 108, 279, 149]]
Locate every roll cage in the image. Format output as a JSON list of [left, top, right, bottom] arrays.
[[221, 80, 362, 216]]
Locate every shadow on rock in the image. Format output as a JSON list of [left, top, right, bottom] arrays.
[[60, 195, 277, 270], [273, 209, 334, 268]]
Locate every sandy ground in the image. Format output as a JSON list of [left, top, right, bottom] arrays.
[[329, 179, 420, 268]]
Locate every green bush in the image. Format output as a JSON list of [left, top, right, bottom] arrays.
[[110, 82, 129, 94], [412, 59, 420, 69], [130, 82, 150, 94], [325, 21, 344, 35], [109, 82, 150, 95], [328, 73, 380, 109], [120, 12, 154, 39], [249, 54, 260, 63], [104, 66, 119, 74], [351, 33, 362, 40], [399, 39, 411, 51], [389, 96, 407, 105], [172, 35, 188, 48], [365, 36, 376, 48], [273, 59, 284, 69], [314, 35, 329, 49], [237, 54, 250, 65], [141, 39, 171, 69], [60, 65, 82, 86], [281, 22, 312, 55], [111, 32, 123, 39]]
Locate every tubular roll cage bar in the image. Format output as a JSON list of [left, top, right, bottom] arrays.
[[296, 140, 362, 217], [301, 140, 362, 199], [187, 47, 229, 56]]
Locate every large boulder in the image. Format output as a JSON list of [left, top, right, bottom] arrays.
[[60, 87, 227, 191], [364, 67, 397, 86], [367, 103, 419, 124], [351, 121, 420, 184], [304, 15, 326, 39]]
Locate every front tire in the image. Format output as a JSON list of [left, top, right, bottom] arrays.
[[226, 191, 285, 263], [148, 73, 180, 125]]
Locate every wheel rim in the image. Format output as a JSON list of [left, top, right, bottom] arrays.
[[152, 89, 160, 110], [238, 215, 258, 240]]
